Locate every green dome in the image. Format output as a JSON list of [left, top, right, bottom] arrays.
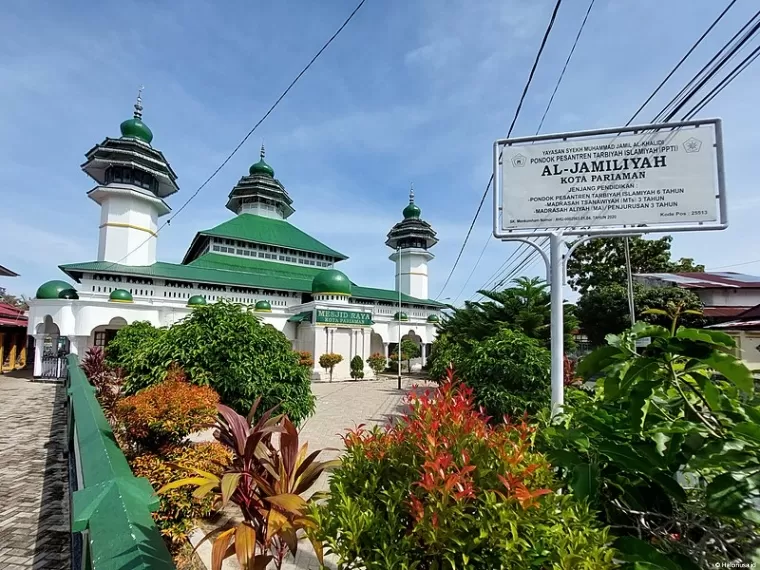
[[36, 280, 74, 300], [403, 202, 421, 219], [59, 288, 79, 300], [254, 300, 272, 312], [187, 295, 207, 307], [394, 312, 409, 321], [120, 117, 153, 144], [312, 269, 352, 296], [109, 289, 134, 303], [427, 314, 439, 323], [249, 144, 274, 177]]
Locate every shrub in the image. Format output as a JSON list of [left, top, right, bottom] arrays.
[[80, 346, 123, 425], [131, 442, 232, 551], [117, 373, 219, 451], [367, 352, 386, 379], [429, 329, 550, 418], [296, 350, 314, 368], [319, 352, 343, 382], [538, 318, 760, 567], [105, 321, 165, 371], [161, 399, 336, 569], [312, 369, 617, 568], [349, 355, 364, 380], [120, 300, 315, 424]]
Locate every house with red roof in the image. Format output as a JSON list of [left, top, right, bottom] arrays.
[[0, 302, 28, 373]]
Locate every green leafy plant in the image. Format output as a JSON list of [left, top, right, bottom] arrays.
[[319, 353, 343, 383], [429, 328, 550, 419], [119, 300, 315, 424], [105, 320, 165, 370], [367, 352, 386, 379], [160, 399, 337, 570], [538, 312, 760, 568], [312, 368, 617, 569], [349, 355, 364, 380]]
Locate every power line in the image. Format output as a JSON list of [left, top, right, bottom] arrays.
[[434, 0, 564, 300], [98, 0, 369, 271], [472, 2, 758, 300]]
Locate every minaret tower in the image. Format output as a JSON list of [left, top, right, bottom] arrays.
[[386, 185, 439, 299], [225, 145, 294, 220], [81, 89, 179, 266]]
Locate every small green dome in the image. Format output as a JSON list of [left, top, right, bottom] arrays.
[[249, 144, 274, 177], [187, 295, 207, 307], [312, 269, 352, 296], [59, 288, 79, 300], [120, 117, 153, 144], [255, 300, 272, 312], [403, 202, 421, 219], [109, 289, 133, 303], [427, 314, 439, 323], [394, 312, 409, 321], [36, 280, 74, 300]]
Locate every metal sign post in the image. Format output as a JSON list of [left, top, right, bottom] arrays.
[[493, 118, 727, 415]]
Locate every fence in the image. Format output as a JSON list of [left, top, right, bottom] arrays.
[[66, 354, 175, 570]]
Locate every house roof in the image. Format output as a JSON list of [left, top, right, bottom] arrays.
[[702, 306, 753, 319], [0, 264, 19, 277], [0, 302, 27, 327], [59, 253, 444, 307], [182, 214, 347, 263], [635, 272, 760, 289]]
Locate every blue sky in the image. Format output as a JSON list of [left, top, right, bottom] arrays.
[[2, 0, 759, 304]]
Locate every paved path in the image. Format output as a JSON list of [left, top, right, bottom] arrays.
[[0, 375, 70, 570], [194, 375, 435, 570]]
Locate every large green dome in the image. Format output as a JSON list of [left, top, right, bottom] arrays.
[[187, 295, 207, 307], [249, 144, 274, 177], [36, 280, 75, 300], [312, 269, 352, 296], [120, 117, 153, 144], [109, 289, 134, 303]]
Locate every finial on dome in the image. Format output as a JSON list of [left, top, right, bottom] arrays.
[[260, 142, 266, 159], [134, 85, 144, 119], [402, 184, 422, 219], [409, 183, 415, 203]]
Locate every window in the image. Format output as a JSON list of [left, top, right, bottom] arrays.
[[94, 332, 107, 347]]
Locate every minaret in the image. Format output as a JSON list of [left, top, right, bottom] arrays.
[[81, 89, 179, 266], [225, 145, 295, 220], [386, 185, 438, 299]]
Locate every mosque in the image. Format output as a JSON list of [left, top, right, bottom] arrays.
[[27, 95, 444, 381]]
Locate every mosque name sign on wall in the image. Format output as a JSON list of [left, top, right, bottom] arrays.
[[315, 309, 373, 327]]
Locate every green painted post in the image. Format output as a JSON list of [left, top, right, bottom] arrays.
[[66, 355, 175, 570]]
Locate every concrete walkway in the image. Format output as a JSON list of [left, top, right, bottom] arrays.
[[0, 374, 70, 570], [194, 375, 436, 570]]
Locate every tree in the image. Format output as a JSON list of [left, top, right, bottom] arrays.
[[296, 350, 314, 368], [437, 277, 577, 349], [106, 321, 165, 370], [566, 235, 705, 294], [319, 353, 343, 383], [349, 355, 364, 380], [367, 353, 387, 379], [0, 287, 29, 310], [576, 284, 705, 345], [395, 338, 421, 373], [119, 300, 315, 424]]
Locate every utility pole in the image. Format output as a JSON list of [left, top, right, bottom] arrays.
[[623, 236, 636, 325], [397, 246, 402, 390]]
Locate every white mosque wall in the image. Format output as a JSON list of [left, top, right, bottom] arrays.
[[96, 190, 161, 266], [392, 247, 434, 300]]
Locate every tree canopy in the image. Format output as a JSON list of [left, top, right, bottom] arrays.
[[566, 236, 704, 294], [437, 277, 577, 349], [575, 283, 705, 345]]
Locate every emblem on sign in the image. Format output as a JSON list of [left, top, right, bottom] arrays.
[[683, 137, 702, 153], [511, 154, 527, 167]]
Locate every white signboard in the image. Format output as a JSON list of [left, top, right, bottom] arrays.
[[499, 124, 719, 232]]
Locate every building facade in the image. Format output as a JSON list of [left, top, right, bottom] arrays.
[[28, 98, 444, 381]]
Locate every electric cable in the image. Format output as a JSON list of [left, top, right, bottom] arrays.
[[97, 0, 369, 272]]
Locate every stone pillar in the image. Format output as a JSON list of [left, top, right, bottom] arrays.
[[383, 342, 389, 360], [33, 334, 44, 378], [421, 343, 427, 367]]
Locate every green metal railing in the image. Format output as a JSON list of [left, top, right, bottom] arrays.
[[66, 354, 175, 570]]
